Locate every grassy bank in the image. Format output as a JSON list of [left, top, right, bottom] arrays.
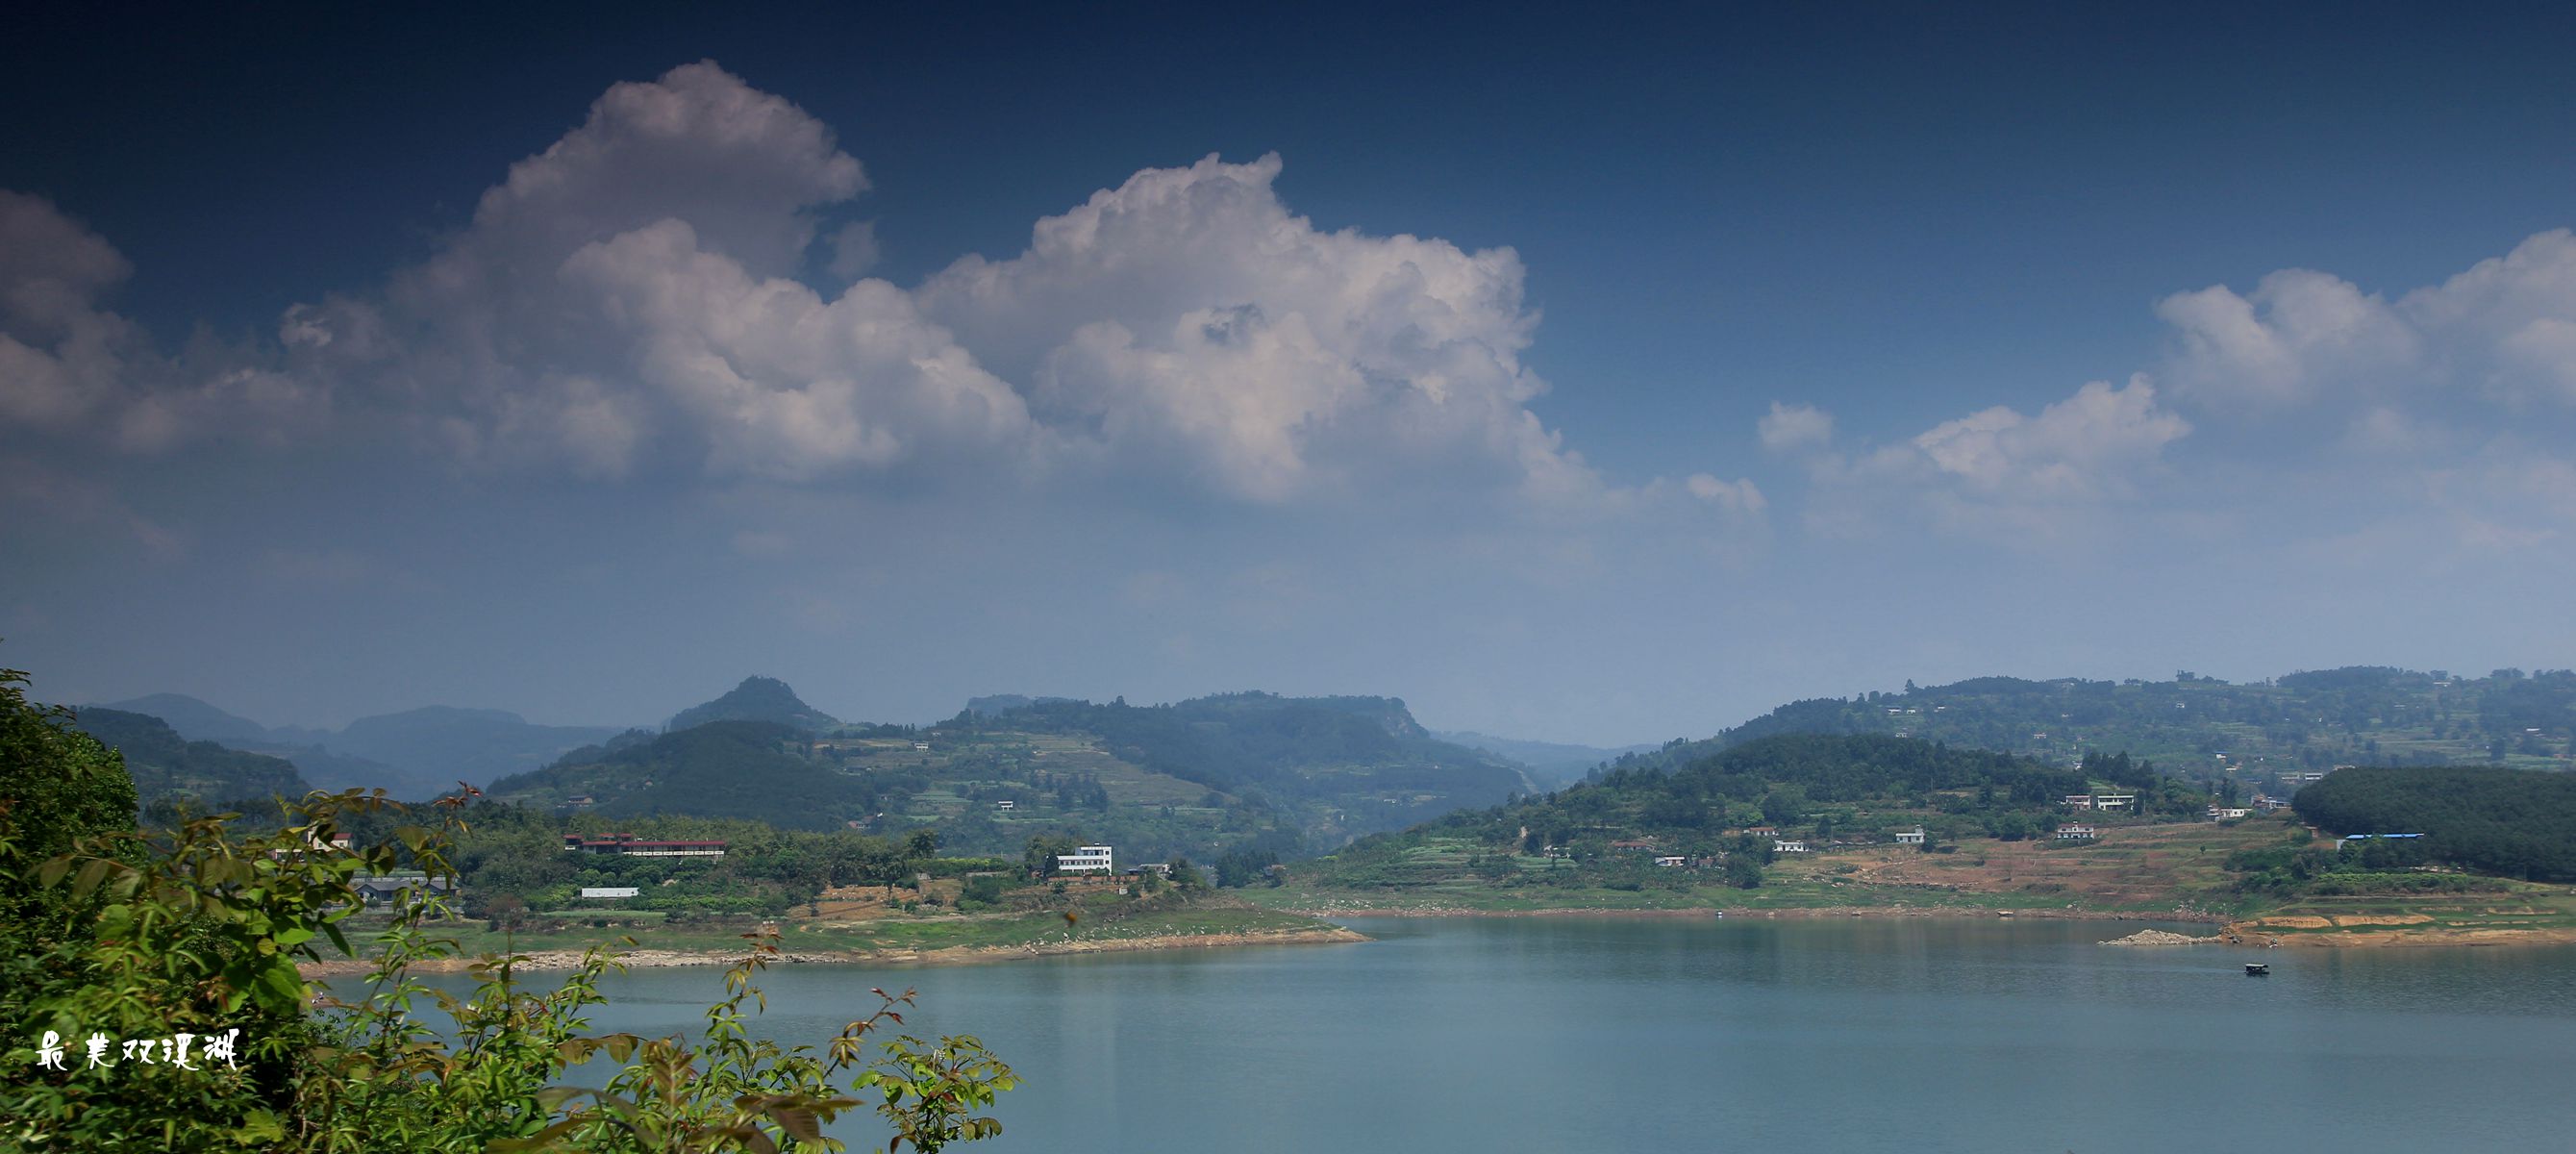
[[1251, 817, 2576, 944]]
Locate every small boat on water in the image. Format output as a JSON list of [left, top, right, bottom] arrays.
[[2245, 963, 2270, 976]]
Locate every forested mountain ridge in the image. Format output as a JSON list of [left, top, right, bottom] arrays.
[[1597, 666, 2575, 800], [69, 708, 313, 809], [490, 689, 1526, 865]]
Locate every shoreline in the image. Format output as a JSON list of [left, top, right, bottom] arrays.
[[298, 924, 1368, 978], [1290, 901, 2576, 947], [1288, 903, 2227, 924]]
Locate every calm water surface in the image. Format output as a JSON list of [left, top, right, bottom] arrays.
[[380, 917, 2576, 1152]]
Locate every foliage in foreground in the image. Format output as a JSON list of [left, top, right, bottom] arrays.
[[0, 662, 1013, 1151]]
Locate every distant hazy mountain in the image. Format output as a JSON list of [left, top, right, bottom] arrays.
[[667, 676, 840, 732], [71, 708, 312, 806], [1432, 730, 1660, 790], [323, 706, 626, 792], [963, 693, 1077, 717], [98, 693, 274, 742], [88, 692, 622, 798]]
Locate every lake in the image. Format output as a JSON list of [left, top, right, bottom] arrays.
[[369, 916, 2576, 1152]]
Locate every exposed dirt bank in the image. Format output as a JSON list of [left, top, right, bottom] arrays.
[[298, 925, 1369, 979], [2217, 922, 2576, 949]]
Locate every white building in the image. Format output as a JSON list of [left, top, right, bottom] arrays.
[[2055, 824, 2098, 840], [580, 887, 640, 900], [1056, 845, 1115, 874], [1654, 855, 1688, 867], [1894, 827, 1927, 845], [1773, 840, 1811, 853]]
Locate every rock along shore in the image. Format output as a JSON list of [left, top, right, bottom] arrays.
[[2101, 928, 2219, 946]]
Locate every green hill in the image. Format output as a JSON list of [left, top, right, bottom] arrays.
[[1291, 732, 2222, 892], [667, 676, 840, 732], [490, 690, 1525, 863], [486, 720, 880, 831], [70, 708, 312, 809], [2292, 765, 2576, 882], [1598, 667, 2574, 800]]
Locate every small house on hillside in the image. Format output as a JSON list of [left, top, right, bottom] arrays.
[[1773, 840, 1811, 853], [1056, 845, 1115, 874], [580, 887, 640, 900], [2055, 824, 2097, 840], [1894, 827, 1926, 845]]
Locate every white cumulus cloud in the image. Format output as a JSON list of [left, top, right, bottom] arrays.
[[916, 152, 1606, 505], [2156, 228, 2576, 413], [9, 63, 1757, 527], [1757, 401, 1834, 452]]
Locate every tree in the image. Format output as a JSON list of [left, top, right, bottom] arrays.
[[1723, 853, 1763, 890], [1021, 834, 1078, 878]]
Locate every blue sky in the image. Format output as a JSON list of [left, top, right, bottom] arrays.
[[6, 3, 2574, 743]]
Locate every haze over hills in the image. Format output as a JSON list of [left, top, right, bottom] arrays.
[[89, 693, 625, 798], [72, 664, 2573, 841], [1431, 731, 1662, 790]]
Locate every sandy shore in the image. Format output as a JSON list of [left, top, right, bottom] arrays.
[[298, 924, 1368, 978], [2216, 922, 2576, 949]]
